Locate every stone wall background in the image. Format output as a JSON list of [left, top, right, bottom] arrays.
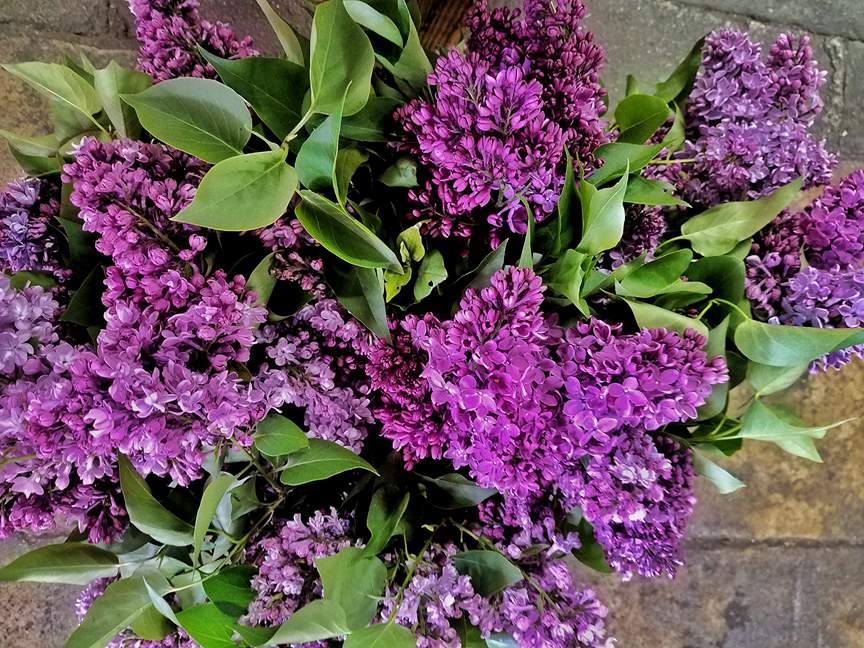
[[0, 0, 862, 646]]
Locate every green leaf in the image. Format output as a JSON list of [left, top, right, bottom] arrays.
[[454, 618, 486, 648], [60, 266, 104, 328], [413, 249, 447, 301], [193, 473, 239, 564], [93, 61, 151, 139], [8, 145, 61, 176], [692, 448, 745, 495], [200, 51, 308, 141], [746, 362, 809, 397], [342, 97, 400, 142], [686, 255, 745, 304], [624, 176, 688, 207], [130, 605, 172, 642], [2, 62, 99, 125], [380, 156, 418, 187], [335, 148, 369, 204], [680, 179, 803, 256], [173, 149, 297, 231], [465, 240, 508, 290], [661, 104, 687, 151], [266, 600, 350, 646], [9, 271, 57, 290], [201, 566, 257, 618], [254, 412, 309, 457], [452, 550, 522, 596], [119, 455, 194, 547], [697, 317, 730, 420], [0, 129, 58, 157], [255, 0, 305, 65], [485, 634, 519, 648], [538, 152, 576, 256], [66, 576, 168, 648], [734, 319, 864, 367], [247, 252, 278, 308], [571, 521, 612, 573], [625, 300, 709, 339], [329, 265, 391, 340], [296, 191, 403, 272], [344, 623, 416, 648], [236, 624, 277, 647], [377, 0, 432, 87], [617, 249, 692, 298], [297, 94, 345, 192], [345, 0, 404, 44], [655, 37, 705, 103], [740, 400, 845, 462], [175, 603, 237, 648], [614, 93, 671, 144], [0, 543, 118, 585], [121, 78, 252, 163], [418, 473, 497, 510], [309, 0, 376, 116], [576, 171, 628, 255], [364, 490, 410, 556], [317, 547, 387, 629], [280, 439, 379, 485], [518, 200, 535, 268], [548, 249, 590, 316], [588, 142, 664, 187]]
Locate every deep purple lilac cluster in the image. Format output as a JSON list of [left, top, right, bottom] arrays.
[[669, 29, 835, 207], [129, 0, 257, 82], [396, 0, 607, 245], [0, 177, 66, 280]]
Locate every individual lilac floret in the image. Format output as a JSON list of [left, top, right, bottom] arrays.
[[364, 315, 448, 466], [579, 434, 696, 580], [467, 0, 608, 163], [0, 177, 66, 280], [780, 266, 864, 370], [396, 50, 566, 242], [800, 169, 864, 269], [129, 0, 257, 82], [380, 544, 499, 646], [244, 508, 352, 627], [498, 560, 614, 648], [255, 299, 373, 452], [670, 30, 835, 207]]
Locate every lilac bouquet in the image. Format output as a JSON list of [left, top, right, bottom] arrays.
[[0, 1, 862, 647]]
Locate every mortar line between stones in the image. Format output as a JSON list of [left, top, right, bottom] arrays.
[[684, 537, 864, 550], [661, 0, 864, 44]]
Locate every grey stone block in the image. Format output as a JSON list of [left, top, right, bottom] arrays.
[[0, 0, 109, 36], [839, 41, 864, 157]]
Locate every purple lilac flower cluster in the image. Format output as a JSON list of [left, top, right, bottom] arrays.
[[0, 177, 67, 280], [747, 170, 864, 368], [129, 0, 257, 82], [396, 0, 606, 245], [244, 508, 353, 627], [669, 29, 835, 208]]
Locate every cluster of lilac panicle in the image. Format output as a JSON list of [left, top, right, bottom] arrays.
[[396, 50, 566, 243], [602, 203, 668, 269], [747, 170, 864, 368], [0, 177, 67, 280], [129, 0, 256, 82], [0, 277, 125, 541], [669, 29, 835, 207], [76, 580, 196, 648], [466, 0, 608, 162], [244, 508, 353, 629], [254, 299, 374, 452], [256, 215, 326, 293]]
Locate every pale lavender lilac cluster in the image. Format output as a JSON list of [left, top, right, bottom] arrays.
[[669, 29, 835, 208], [747, 170, 864, 368], [129, 0, 257, 82], [0, 177, 66, 280]]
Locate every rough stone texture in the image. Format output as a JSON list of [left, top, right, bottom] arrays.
[[0, 1, 863, 647]]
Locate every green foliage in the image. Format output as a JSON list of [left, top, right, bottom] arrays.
[[193, 473, 240, 564], [413, 250, 447, 301], [254, 412, 309, 457], [119, 455, 194, 547], [418, 473, 497, 510], [255, 0, 305, 65], [547, 250, 590, 316], [201, 566, 257, 618], [740, 400, 846, 462], [614, 93, 671, 144], [173, 149, 297, 231], [93, 61, 151, 138], [329, 264, 391, 340], [0, 543, 118, 585], [692, 448, 746, 495], [280, 439, 379, 485], [175, 603, 237, 648], [316, 547, 387, 629], [247, 252, 279, 308], [654, 37, 706, 103], [2, 62, 100, 129], [452, 551, 523, 596], [267, 600, 350, 645], [576, 171, 629, 255], [588, 142, 664, 186], [746, 362, 809, 397], [680, 179, 803, 256], [734, 319, 864, 367], [344, 623, 417, 648], [364, 489, 410, 556], [625, 299, 710, 339], [309, 0, 376, 116], [121, 78, 252, 163], [296, 95, 345, 192]]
